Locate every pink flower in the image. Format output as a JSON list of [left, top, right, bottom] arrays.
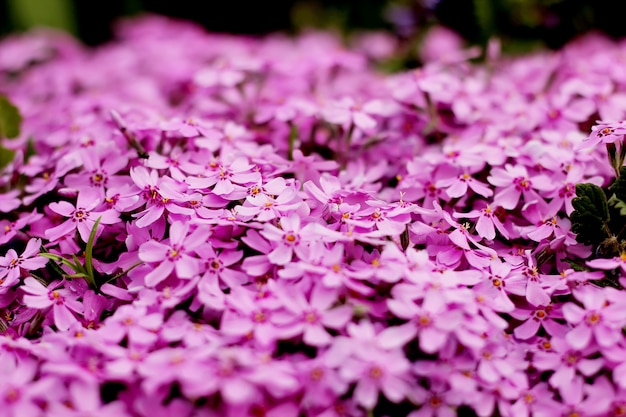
[[46, 189, 120, 242], [322, 97, 389, 131], [511, 303, 567, 340], [436, 171, 493, 199], [487, 164, 554, 210], [454, 204, 509, 240], [562, 287, 626, 350], [21, 278, 83, 331], [259, 213, 327, 266], [0, 238, 47, 293], [138, 221, 210, 286], [586, 252, 626, 274], [275, 283, 352, 346], [578, 120, 626, 149], [97, 304, 163, 346]]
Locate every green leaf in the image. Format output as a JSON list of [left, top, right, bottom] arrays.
[[0, 95, 22, 139], [103, 261, 143, 285], [64, 273, 90, 279], [0, 145, 16, 170], [84, 216, 102, 289], [570, 183, 610, 246], [288, 122, 298, 161], [562, 257, 587, 272], [7, 0, 76, 34], [71, 254, 87, 274], [473, 0, 495, 40], [610, 166, 626, 202], [39, 253, 80, 272]]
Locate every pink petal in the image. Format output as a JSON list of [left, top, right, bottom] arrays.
[[221, 378, 257, 404], [494, 186, 521, 210], [49, 201, 76, 217], [135, 205, 165, 228], [138, 240, 170, 263], [353, 112, 377, 130], [144, 261, 175, 287], [513, 318, 540, 340], [566, 324, 592, 350], [378, 323, 417, 349], [526, 280, 551, 307], [562, 303, 585, 324], [45, 219, 76, 241], [53, 303, 77, 331], [303, 325, 332, 346], [476, 215, 495, 240], [321, 305, 353, 329], [445, 179, 468, 198], [175, 256, 199, 279], [420, 327, 448, 353], [354, 378, 378, 409], [268, 246, 293, 265]]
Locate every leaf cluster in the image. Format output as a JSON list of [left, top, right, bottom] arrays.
[[570, 168, 626, 287], [39, 217, 141, 291], [0, 94, 22, 170]]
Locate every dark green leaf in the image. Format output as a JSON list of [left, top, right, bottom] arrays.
[[64, 273, 90, 279], [0, 145, 16, 170], [0, 95, 22, 139], [39, 253, 78, 271], [570, 183, 610, 246], [562, 257, 587, 272], [104, 261, 143, 285], [610, 167, 626, 202], [84, 216, 102, 290]]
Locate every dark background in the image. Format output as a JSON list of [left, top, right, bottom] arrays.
[[0, 0, 625, 52]]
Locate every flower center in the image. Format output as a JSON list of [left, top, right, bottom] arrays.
[[586, 312, 601, 325], [305, 312, 317, 323], [253, 311, 267, 323], [429, 396, 442, 408], [369, 365, 383, 379], [311, 367, 324, 380], [72, 209, 89, 222]]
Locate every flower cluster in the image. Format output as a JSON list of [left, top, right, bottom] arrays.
[[2, 16, 626, 417]]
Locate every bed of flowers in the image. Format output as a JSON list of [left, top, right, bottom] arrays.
[[2, 15, 626, 417]]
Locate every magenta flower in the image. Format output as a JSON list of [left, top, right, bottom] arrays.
[[322, 97, 388, 131], [46, 189, 120, 242], [21, 278, 83, 331], [562, 287, 626, 350], [578, 121, 626, 149], [138, 221, 210, 286], [511, 303, 567, 340], [454, 204, 509, 240], [0, 238, 47, 293], [586, 252, 626, 274], [259, 213, 309, 265], [487, 164, 554, 210], [275, 283, 352, 346], [436, 170, 493, 199], [97, 304, 163, 346]]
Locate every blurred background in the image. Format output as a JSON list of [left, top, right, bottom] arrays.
[[0, 0, 623, 53]]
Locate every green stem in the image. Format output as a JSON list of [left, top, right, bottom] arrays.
[[288, 121, 298, 161]]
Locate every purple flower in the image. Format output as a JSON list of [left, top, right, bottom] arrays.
[[138, 221, 210, 286], [46, 189, 120, 242], [21, 278, 83, 331], [0, 238, 47, 293], [562, 287, 626, 350]]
